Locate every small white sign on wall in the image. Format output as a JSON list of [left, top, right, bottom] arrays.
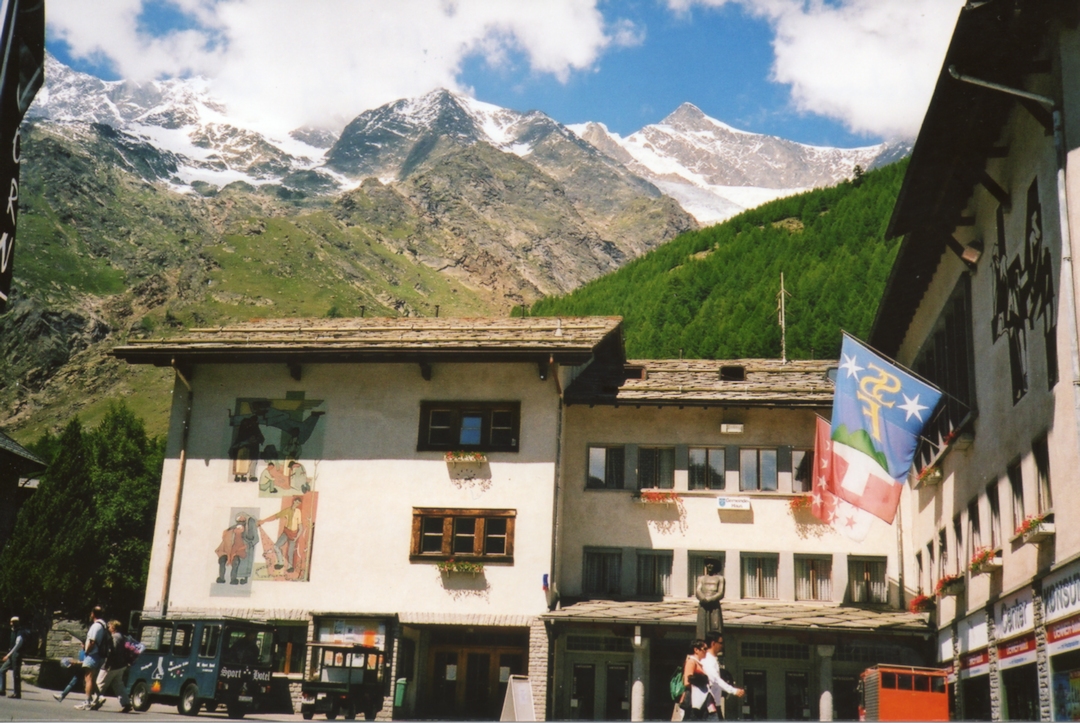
[[716, 497, 752, 511]]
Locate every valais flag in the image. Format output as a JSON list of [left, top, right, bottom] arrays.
[[811, 416, 873, 542], [829, 334, 943, 524]]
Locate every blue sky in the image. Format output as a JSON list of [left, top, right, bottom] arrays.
[[44, 0, 962, 144]]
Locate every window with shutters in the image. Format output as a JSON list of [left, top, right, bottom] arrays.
[[688, 448, 726, 490], [638, 447, 675, 489], [740, 448, 778, 491], [587, 446, 625, 489], [849, 557, 887, 604], [583, 548, 622, 597], [795, 556, 832, 601], [410, 508, 515, 563], [636, 550, 673, 597], [417, 401, 520, 452]]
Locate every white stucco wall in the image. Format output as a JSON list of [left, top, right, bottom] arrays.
[[143, 361, 562, 620], [556, 404, 903, 604]]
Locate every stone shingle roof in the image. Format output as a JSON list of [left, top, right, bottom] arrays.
[[543, 599, 930, 634], [564, 358, 834, 407], [112, 316, 624, 366], [0, 430, 46, 478]]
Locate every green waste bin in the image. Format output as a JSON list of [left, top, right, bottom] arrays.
[[394, 678, 408, 707]]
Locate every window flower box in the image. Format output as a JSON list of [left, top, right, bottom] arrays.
[[935, 574, 964, 598], [634, 489, 679, 504], [436, 558, 484, 574], [789, 495, 813, 512], [444, 451, 488, 464], [909, 594, 935, 614], [1021, 521, 1055, 545], [916, 465, 942, 486], [969, 547, 1002, 575]]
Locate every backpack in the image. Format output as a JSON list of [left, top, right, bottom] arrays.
[[90, 621, 112, 658], [120, 634, 144, 666], [670, 666, 685, 702]]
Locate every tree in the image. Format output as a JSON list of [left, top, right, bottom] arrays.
[[0, 403, 164, 640]]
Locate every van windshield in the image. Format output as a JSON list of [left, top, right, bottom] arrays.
[[222, 627, 274, 666]]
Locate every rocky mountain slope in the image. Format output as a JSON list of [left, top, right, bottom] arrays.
[[573, 104, 908, 224]]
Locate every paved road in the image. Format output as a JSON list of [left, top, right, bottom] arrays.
[[0, 684, 308, 722]]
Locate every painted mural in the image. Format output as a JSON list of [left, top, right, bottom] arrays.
[[991, 178, 1057, 403], [212, 392, 324, 596]]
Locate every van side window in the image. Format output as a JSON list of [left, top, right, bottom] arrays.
[[174, 624, 194, 656], [139, 624, 167, 654], [200, 625, 222, 658]]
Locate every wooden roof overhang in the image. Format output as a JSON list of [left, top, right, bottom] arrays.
[[871, 0, 1071, 356], [111, 316, 625, 369]]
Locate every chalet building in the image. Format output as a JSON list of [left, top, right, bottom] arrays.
[[114, 317, 935, 721], [869, 1, 1080, 720], [547, 358, 932, 721]]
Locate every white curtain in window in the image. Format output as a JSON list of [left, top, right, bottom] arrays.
[[742, 557, 778, 599], [795, 558, 831, 601], [584, 552, 621, 595], [637, 553, 672, 596]]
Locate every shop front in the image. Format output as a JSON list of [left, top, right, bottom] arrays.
[[1043, 560, 1080, 720], [995, 588, 1038, 721], [958, 613, 991, 721]]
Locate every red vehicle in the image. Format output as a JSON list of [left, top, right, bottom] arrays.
[[859, 665, 950, 721]]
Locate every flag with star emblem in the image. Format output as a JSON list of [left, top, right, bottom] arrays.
[[811, 416, 872, 541], [830, 334, 942, 523]]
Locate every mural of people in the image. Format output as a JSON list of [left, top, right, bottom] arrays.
[[226, 393, 326, 486], [255, 492, 318, 581], [287, 461, 310, 493], [212, 510, 259, 594], [991, 179, 1056, 403]]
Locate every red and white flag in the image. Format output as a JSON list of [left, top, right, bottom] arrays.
[[811, 416, 873, 542]]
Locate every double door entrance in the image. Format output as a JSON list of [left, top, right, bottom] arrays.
[[569, 662, 630, 720], [426, 644, 526, 719]]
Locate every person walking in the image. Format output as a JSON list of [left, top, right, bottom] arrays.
[[680, 640, 711, 720], [702, 633, 744, 720], [75, 607, 109, 711], [96, 620, 133, 713], [0, 616, 28, 698]]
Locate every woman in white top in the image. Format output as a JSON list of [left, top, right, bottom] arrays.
[[681, 640, 711, 720]]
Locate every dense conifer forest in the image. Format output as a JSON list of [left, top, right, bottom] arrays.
[[531, 160, 907, 361]]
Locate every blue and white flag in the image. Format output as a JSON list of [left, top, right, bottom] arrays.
[[830, 334, 942, 523]]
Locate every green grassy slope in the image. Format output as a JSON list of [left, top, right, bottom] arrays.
[[531, 161, 907, 360]]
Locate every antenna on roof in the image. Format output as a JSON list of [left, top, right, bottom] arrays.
[[777, 273, 792, 364], [360, 306, 366, 318], [434, 305, 440, 318]]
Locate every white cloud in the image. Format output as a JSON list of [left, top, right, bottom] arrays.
[[667, 0, 964, 139], [45, 0, 617, 135]]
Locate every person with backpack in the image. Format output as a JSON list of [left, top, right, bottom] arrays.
[[75, 606, 109, 710], [678, 639, 711, 720], [0, 616, 28, 698], [96, 620, 134, 713]]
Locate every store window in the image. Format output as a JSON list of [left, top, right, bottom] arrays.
[[410, 508, 515, 562], [742, 554, 779, 599], [638, 447, 675, 489], [795, 556, 832, 601], [635, 550, 673, 597], [849, 558, 887, 604], [583, 548, 622, 597], [587, 446, 625, 489], [740, 448, 778, 491], [417, 401, 520, 452], [688, 448, 725, 490]]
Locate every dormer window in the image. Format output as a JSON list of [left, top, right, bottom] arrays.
[[719, 366, 745, 381]]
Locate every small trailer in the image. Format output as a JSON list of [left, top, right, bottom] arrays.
[[859, 665, 950, 721]]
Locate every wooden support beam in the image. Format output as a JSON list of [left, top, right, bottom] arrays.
[[979, 171, 1011, 209], [1018, 97, 1054, 135], [419, 361, 432, 381], [288, 363, 301, 381]]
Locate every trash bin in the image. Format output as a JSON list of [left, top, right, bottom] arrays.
[[394, 678, 408, 707]]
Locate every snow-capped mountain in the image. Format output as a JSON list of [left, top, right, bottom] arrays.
[[571, 104, 909, 224], [28, 55, 334, 188]]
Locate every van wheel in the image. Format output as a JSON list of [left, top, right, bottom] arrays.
[[326, 703, 338, 720], [303, 712, 314, 720], [344, 701, 357, 720], [130, 681, 152, 712], [178, 682, 201, 716]]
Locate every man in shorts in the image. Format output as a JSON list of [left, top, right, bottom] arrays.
[[75, 607, 108, 710]]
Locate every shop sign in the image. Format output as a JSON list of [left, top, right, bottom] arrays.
[[960, 649, 990, 679], [938, 628, 954, 664], [1047, 611, 1080, 656], [716, 496, 751, 510], [1044, 559, 1080, 624], [317, 618, 387, 650], [994, 588, 1034, 640], [997, 633, 1037, 670], [959, 613, 988, 653]]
